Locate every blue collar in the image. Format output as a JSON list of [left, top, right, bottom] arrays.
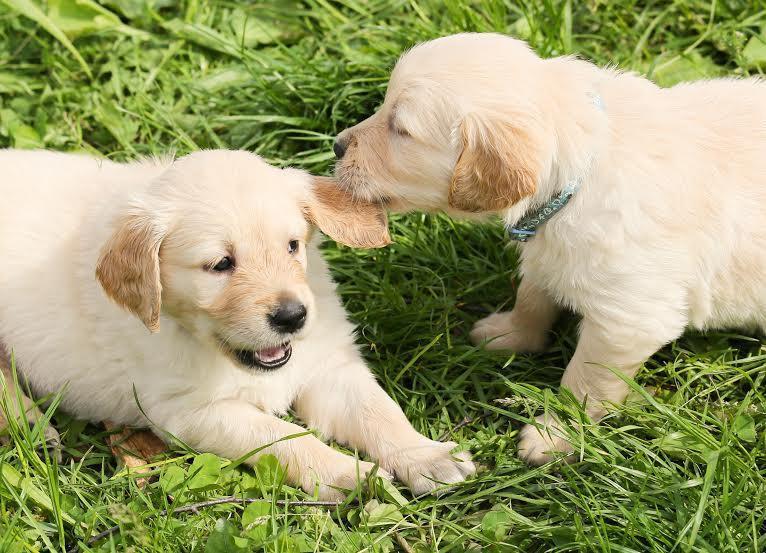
[[507, 178, 581, 242]]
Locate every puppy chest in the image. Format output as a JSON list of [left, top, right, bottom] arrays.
[[520, 242, 599, 309], [220, 370, 300, 415]]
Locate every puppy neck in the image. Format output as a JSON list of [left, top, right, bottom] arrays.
[[503, 58, 610, 236]]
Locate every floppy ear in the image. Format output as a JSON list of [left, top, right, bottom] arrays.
[[96, 211, 165, 332], [304, 176, 391, 248], [449, 112, 542, 212]]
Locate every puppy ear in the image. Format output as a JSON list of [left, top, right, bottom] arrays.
[[449, 112, 542, 212], [305, 176, 391, 248], [96, 211, 165, 332]]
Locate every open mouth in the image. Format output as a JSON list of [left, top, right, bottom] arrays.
[[228, 342, 292, 370]]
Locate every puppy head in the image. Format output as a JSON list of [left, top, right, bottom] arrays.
[[96, 150, 388, 371], [334, 33, 551, 214]]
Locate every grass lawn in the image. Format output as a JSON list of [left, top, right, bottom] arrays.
[[2, 1, 766, 551]]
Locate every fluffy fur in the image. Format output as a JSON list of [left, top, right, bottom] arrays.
[[0, 149, 474, 498], [334, 32, 766, 464]]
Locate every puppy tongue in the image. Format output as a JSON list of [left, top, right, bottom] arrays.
[[255, 345, 287, 363]]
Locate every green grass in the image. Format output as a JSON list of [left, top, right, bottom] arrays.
[[2, 0, 766, 551]]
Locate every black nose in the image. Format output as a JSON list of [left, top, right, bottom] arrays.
[[333, 137, 348, 159], [269, 300, 307, 333]]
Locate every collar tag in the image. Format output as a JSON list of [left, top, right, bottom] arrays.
[[589, 92, 606, 112]]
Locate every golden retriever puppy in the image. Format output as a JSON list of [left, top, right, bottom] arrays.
[[0, 149, 474, 498], [333, 32, 766, 464]]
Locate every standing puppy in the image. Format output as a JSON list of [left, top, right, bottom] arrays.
[[0, 149, 474, 498], [333, 32, 766, 464]]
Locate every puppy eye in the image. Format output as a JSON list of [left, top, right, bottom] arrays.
[[394, 126, 411, 138], [210, 256, 234, 272], [288, 240, 299, 254]]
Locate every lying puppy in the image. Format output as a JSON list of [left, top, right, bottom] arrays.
[[0, 149, 474, 498], [333, 32, 766, 464]]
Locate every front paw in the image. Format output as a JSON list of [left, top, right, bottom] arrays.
[[384, 440, 476, 495], [306, 454, 392, 501], [0, 418, 62, 462], [40, 424, 62, 462], [517, 414, 574, 465], [470, 312, 548, 352]]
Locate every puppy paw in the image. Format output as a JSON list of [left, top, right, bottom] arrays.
[[470, 312, 547, 352], [39, 424, 62, 462], [385, 440, 476, 495], [0, 418, 62, 462], [308, 454, 392, 501], [517, 414, 574, 465]]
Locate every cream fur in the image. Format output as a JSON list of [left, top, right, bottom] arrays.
[[334, 32, 766, 464], [0, 149, 474, 498]]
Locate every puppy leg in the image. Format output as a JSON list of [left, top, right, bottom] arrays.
[[160, 401, 387, 501], [518, 312, 685, 465], [294, 362, 475, 495], [0, 359, 60, 450], [104, 422, 168, 488], [470, 278, 559, 352]]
